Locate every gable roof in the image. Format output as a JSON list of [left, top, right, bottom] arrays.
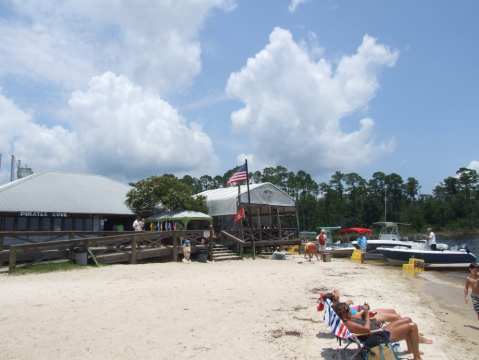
[[196, 182, 295, 216], [0, 172, 134, 215]]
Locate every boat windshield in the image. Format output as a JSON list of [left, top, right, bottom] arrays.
[[373, 222, 408, 241]]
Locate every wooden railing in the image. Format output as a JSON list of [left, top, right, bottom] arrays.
[[220, 231, 246, 257], [227, 228, 299, 244], [3, 230, 209, 274], [0, 231, 137, 250]]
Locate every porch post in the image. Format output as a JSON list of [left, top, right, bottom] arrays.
[[257, 207, 262, 243], [276, 207, 282, 240], [295, 207, 300, 236]]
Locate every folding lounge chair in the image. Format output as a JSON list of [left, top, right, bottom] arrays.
[[322, 299, 400, 360]]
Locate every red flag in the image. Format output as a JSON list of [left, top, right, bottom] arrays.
[[234, 207, 245, 223]]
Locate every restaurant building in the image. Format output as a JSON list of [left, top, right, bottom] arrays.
[[196, 182, 299, 242], [0, 171, 135, 233]]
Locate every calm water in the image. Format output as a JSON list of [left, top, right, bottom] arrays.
[[430, 235, 478, 283], [437, 235, 479, 257]]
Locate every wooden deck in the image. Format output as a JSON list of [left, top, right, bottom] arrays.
[[1, 230, 209, 273]]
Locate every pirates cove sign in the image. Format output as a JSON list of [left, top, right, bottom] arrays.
[[18, 211, 68, 217]]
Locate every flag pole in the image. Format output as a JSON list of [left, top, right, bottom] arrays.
[[245, 159, 255, 259], [237, 182, 244, 242]]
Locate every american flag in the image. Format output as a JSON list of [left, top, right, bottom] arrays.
[[227, 163, 248, 185]]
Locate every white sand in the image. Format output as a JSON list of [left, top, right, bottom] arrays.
[[0, 257, 472, 359]]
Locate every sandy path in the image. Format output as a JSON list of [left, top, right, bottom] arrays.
[[0, 257, 468, 359]]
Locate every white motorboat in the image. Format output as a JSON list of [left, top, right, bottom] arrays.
[[352, 222, 425, 253], [377, 245, 477, 268]]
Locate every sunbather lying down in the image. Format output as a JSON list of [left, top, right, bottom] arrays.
[[325, 289, 402, 323], [318, 289, 433, 343], [334, 302, 430, 360]]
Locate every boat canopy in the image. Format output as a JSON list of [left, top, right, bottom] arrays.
[[339, 227, 372, 235], [373, 222, 410, 227]]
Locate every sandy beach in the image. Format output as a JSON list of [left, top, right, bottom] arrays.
[[0, 257, 477, 360]]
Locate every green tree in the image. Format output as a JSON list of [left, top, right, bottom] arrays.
[[126, 175, 207, 216]]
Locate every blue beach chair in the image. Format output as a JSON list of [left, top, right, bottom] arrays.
[[322, 299, 400, 360]]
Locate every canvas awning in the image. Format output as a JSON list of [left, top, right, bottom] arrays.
[[147, 210, 212, 223], [196, 182, 296, 217]]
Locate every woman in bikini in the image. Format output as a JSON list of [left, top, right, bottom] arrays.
[[320, 290, 433, 345], [334, 302, 424, 360], [323, 289, 402, 323], [465, 263, 479, 320]]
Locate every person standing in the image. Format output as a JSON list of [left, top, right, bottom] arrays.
[[133, 218, 141, 232], [358, 234, 368, 252], [427, 228, 436, 250], [317, 229, 327, 260], [465, 263, 479, 320], [182, 239, 192, 263]]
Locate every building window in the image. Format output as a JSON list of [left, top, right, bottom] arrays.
[[73, 218, 84, 231], [64, 218, 72, 231], [16, 217, 27, 231], [29, 217, 40, 231], [84, 218, 93, 231], [53, 218, 62, 231], [2, 217, 14, 231], [40, 217, 51, 231]]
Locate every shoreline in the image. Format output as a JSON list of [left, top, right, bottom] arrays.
[[412, 271, 479, 357], [0, 257, 476, 359]]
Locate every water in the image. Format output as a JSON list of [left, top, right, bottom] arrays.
[[437, 235, 479, 257]]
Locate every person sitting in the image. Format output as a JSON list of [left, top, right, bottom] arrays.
[[334, 302, 424, 360], [322, 289, 402, 323], [320, 290, 434, 345]]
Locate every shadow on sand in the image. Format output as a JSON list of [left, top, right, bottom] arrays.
[[316, 331, 335, 340], [464, 324, 479, 331], [320, 347, 358, 359]]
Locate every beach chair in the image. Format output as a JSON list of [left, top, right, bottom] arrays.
[[322, 299, 400, 360]]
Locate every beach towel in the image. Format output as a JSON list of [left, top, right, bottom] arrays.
[[472, 294, 479, 314]]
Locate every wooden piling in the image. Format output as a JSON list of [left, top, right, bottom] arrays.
[[130, 236, 137, 264], [9, 247, 16, 273], [172, 232, 179, 261]]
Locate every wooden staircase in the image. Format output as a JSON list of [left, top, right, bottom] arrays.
[[211, 244, 242, 262]]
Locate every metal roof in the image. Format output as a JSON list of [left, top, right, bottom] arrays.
[[0, 172, 134, 215]]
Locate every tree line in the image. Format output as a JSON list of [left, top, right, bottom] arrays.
[[126, 165, 479, 232]]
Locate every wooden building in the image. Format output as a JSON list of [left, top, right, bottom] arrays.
[[196, 183, 298, 244], [0, 172, 135, 246]]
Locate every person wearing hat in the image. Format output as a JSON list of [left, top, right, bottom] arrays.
[[427, 227, 436, 250], [465, 263, 479, 320]]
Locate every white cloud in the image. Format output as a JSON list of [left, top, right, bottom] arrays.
[[467, 160, 479, 172], [288, 0, 309, 13], [68, 72, 217, 178], [0, 0, 235, 92], [0, 91, 79, 183], [226, 27, 398, 175], [0, 73, 217, 183], [235, 153, 269, 172]]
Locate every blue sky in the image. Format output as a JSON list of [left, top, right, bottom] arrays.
[[0, 0, 478, 192]]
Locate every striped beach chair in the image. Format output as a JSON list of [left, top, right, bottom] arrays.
[[322, 299, 400, 360]]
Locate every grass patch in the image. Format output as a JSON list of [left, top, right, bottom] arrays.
[[13, 261, 94, 275]]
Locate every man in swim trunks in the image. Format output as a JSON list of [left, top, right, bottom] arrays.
[[465, 263, 479, 320]]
